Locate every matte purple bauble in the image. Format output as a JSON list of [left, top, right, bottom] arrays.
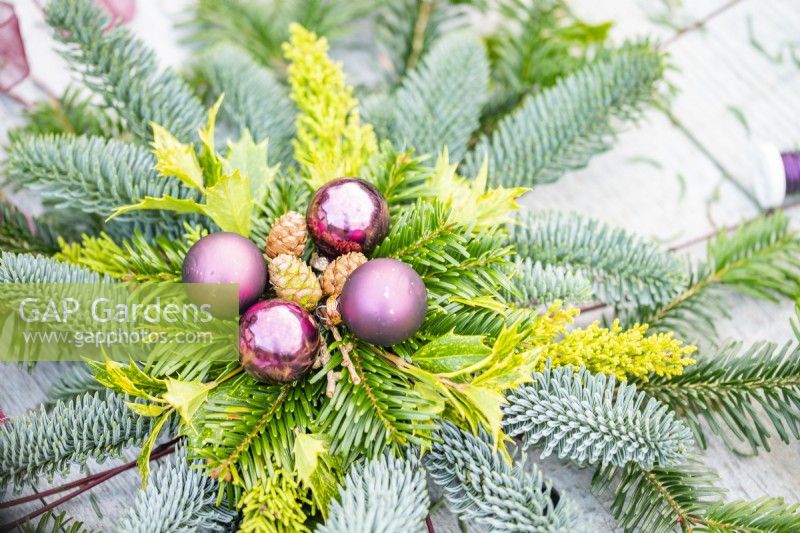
[[182, 232, 267, 311], [339, 258, 427, 346], [239, 299, 320, 383], [306, 177, 389, 257]]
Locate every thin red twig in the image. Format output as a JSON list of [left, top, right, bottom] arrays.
[[425, 515, 435, 533], [0, 440, 178, 529], [660, 0, 746, 49]]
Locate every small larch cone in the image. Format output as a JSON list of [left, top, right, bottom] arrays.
[[266, 211, 307, 258], [321, 252, 368, 296], [268, 254, 322, 310]]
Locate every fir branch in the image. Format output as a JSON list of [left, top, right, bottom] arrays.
[[592, 458, 723, 533], [504, 365, 694, 468], [45, 0, 204, 142], [316, 342, 437, 462], [318, 454, 429, 533], [0, 200, 60, 255], [0, 391, 155, 492], [482, 0, 611, 128], [182, 0, 379, 69], [384, 32, 488, 161], [192, 44, 295, 166], [7, 86, 122, 142], [16, 510, 97, 533], [374, 0, 468, 85], [465, 41, 665, 186], [511, 258, 593, 306], [117, 446, 237, 533], [190, 376, 321, 493], [250, 175, 311, 249], [639, 341, 800, 452], [633, 211, 800, 340], [512, 210, 685, 309], [426, 422, 582, 531], [46, 363, 104, 406], [703, 497, 800, 532], [0, 252, 102, 283], [57, 227, 204, 282], [362, 144, 432, 213], [5, 135, 196, 236]]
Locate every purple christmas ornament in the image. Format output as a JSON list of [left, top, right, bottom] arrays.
[[306, 178, 389, 258], [182, 232, 267, 311], [239, 299, 320, 383], [340, 258, 427, 346]]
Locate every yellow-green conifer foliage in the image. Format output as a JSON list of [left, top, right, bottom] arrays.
[[541, 320, 696, 381], [283, 23, 376, 189]]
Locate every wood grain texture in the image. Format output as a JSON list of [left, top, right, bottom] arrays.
[[1, 0, 799, 531]]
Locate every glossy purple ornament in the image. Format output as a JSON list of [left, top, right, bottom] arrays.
[[182, 232, 267, 312], [239, 299, 320, 383], [306, 178, 389, 258], [340, 258, 427, 346]]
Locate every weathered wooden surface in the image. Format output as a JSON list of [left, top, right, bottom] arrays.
[[1, 0, 799, 531]]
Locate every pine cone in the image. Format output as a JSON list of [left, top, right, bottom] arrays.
[[321, 252, 368, 296], [268, 254, 322, 310], [266, 211, 307, 258]]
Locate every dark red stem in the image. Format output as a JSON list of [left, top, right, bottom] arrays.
[[425, 515, 435, 533], [0, 440, 178, 529]]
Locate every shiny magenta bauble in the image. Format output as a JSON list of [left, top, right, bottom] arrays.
[[306, 178, 389, 258], [239, 299, 320, 383], [340, 258, 427, 346]]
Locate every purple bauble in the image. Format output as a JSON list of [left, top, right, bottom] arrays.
[[182, 232, 267, 311], [306, 177, 389, 258], [239, 299, 320, 383], [339, 258, 427, 346]]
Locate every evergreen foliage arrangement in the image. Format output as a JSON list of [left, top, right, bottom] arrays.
[[1, 0, 799, 531]]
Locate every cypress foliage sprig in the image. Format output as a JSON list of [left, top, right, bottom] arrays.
[[512, 210, 685, 309], [426, 422, 581, 531], [639, 341, 800, 452], [318, 454, 429, 533], [116, 446, 237, 533], [504, 365, 694, 468], [465, 41, 665, 187], [45, 0, 204, 142], [0, 391, 155, 492]]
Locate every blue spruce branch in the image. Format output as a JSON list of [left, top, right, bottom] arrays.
[[318, 454, 429, 533], [426, 422, 581, 531], [45, 0, 204, 142], [465, 42, 665, 186], [504, 364, 694, 468], [0, 391, 155, 492]]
